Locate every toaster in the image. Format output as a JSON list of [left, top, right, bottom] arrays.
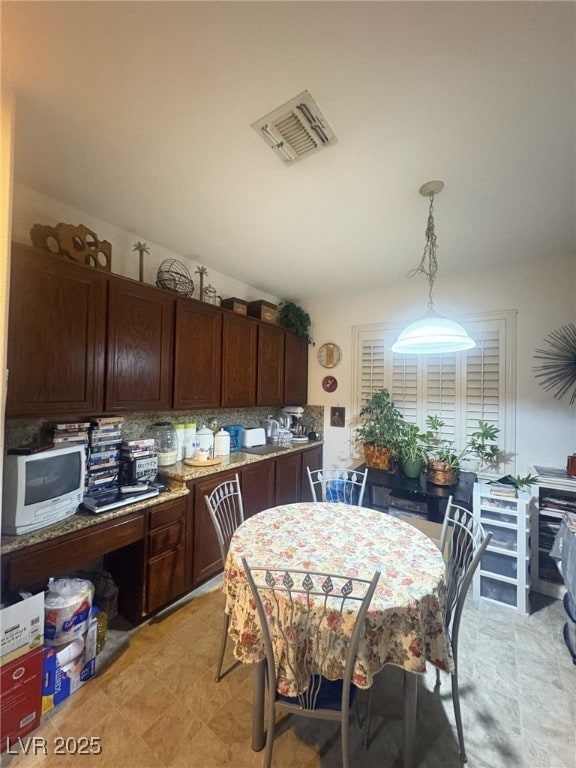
[[242, 427, 267, 448], [223, 424, 244, 453]]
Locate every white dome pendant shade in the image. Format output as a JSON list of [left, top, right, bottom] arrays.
[[391, 310, 476, 354], [391, 181, 476, 355]]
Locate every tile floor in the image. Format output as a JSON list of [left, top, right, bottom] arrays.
[[3, 582, 575, 768]]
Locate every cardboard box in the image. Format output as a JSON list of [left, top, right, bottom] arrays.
[[1, 646, 43, 753], [1, 592, 44, 666], [41, 613, 97, 714]]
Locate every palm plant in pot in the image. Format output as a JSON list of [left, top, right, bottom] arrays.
[[354, 388, 405, 470], [425, 415, 501, 486]]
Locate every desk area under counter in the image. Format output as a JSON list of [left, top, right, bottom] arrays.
[[1, 442, 323, 624]]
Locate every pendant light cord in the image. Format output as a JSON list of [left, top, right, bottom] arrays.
[[408, 192, 438, 311]]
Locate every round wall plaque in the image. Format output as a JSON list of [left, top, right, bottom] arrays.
[[318, 342, 342, 369], [322, 375, 338, 393]]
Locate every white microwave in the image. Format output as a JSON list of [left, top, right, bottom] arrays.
[[2, 444, 86, 535]]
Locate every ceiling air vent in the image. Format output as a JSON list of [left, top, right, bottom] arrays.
[[251, 90, 337, 165]]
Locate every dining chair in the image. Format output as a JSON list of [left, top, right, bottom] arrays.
[[205, 474, 244, 682], [435, 496, 492, 763], [242, 558, 380, 768], [307, 466, 368, 506]]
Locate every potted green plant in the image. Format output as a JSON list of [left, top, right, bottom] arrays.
[[425, 416, 501, 486], [396, 421, 431, 478], [354, 388, 405, 470], [278, 301, 314, 345]]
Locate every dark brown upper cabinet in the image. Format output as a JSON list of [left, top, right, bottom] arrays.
[[173, 297, 222, 409], [6, 242, 106, 417], [221, 313, 257, 407], [284, 332, 309, 405], [105, 276, 174, 411], [256, 322, 285, 406]]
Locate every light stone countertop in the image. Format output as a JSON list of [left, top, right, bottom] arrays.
[[1, 443, 323, 556], [159, 442, 321, 483]]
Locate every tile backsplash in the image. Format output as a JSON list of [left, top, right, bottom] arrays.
[[5, 405, 324, 449]]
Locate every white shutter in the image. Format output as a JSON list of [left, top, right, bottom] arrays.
[[352, 311, 516, 473]]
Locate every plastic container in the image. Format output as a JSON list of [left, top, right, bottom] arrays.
[[149, 422, 178, 466], [184, 422, 197, 459], [214, 428, 231, 457], [174, 423, 186, 461]]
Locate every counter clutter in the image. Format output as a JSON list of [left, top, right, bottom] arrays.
[[0, 443, 321, 556]]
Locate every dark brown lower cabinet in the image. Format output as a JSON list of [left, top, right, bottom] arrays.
[[241, 461, 275, 519], [300, 445, 323, 501], [145, 499, 187, 615], [275, 451, 302, 505], [189, 471, 238, 588], [107, 497, 187, 623]]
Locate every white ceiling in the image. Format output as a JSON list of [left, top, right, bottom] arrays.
[[3, 1, 575, 301]]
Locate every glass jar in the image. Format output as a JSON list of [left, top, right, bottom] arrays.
[[149, 421, 178, 466]]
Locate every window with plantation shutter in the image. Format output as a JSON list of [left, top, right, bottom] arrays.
[[352, 311, 517, 475]]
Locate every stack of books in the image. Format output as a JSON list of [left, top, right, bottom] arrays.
[[85, 416, 124, 496]]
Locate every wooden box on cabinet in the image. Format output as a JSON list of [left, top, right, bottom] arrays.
[[246, 300, 278, 324], [6, 242, 106, 417], [472, 483, 531, 613]]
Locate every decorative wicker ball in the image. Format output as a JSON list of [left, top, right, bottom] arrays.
[[156, 259, 194, 297]]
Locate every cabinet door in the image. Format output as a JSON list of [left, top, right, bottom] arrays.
[[190, 471, 238, 587], [221, 314, 257, 407], [257, 323, 285, 406], [241, 460, 275, 518], [300, 445, 323, 501], [284, 332, 309, 405], [146, 546, 186, 615], [105, 277, 174, 411], [6, 243, 106, 417], [275, 452, 302, 505], [174, 298, 222, 409]]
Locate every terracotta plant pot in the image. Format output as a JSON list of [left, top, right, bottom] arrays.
[[364, 444, 393, 470], [426, 460, 459, 486]]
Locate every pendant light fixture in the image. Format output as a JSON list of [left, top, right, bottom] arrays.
[[391, 181, 476, 355]]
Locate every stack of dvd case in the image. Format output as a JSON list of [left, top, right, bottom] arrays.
[[45, 421, 91, 447], [120, 438, 158, 485], [85, 416, 124, 496]]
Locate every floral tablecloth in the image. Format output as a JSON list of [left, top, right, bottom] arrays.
[[223, 502, 453, 695]]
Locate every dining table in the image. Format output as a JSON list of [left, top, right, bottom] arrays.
[[222, 501, 454, 768]]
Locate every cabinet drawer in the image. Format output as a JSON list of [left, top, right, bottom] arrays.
[[149, 520, 185, 558], [149, 499, 186, 530]]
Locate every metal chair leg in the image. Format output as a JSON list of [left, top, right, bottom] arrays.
[[363, 686, 373, 749], [215, 612, 229, 682], [451, 664, 467, 763]]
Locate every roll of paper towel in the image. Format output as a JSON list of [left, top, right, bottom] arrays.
[[44, 578, 94, 646]]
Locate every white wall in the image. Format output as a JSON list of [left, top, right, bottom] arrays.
[[303, 255, 576, 475], [11, 184, 279, 305]]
